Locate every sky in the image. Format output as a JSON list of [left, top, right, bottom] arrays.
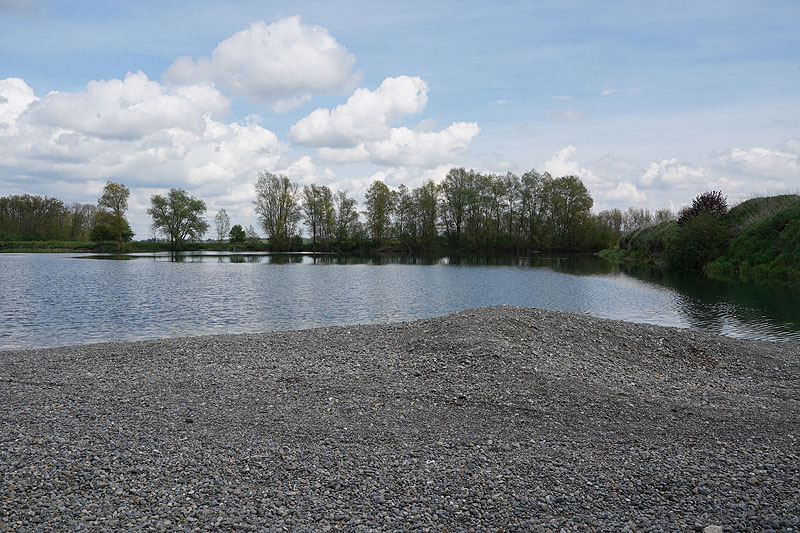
[[1, 0, 799, 238]]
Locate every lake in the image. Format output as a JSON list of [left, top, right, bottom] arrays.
[[1, 252, 799, 350]]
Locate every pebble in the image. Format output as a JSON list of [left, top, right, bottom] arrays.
[[1, 306, 798, 530]]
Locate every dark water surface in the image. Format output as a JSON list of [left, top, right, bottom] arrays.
[[1, 252, 799, 350]]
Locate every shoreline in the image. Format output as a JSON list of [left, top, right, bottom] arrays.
[[2, 306, 798, 530]]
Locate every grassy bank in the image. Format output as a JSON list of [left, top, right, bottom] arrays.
[[0, 240, 277, 254], [602, 194, 800, 280]]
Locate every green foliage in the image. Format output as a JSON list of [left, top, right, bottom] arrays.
[[677, 190, 728, 226], [610, 193, 800, 279], [722, 194, 800, 234], [302, 184, 335, 250], [229, 224, 246, 244], [364, 180, 394, 244], [618, 220, 680, 263], [709, 201, 800, 279], [214, 208, 231, 242], [0, 194, 71, 240], [254, 171, 301, 251], [334, 190, 360, 251], [91, 209, 134, 243], [148, 188, 209, 250], [97, 181, 132, 243], [665, 213, 729, 271]]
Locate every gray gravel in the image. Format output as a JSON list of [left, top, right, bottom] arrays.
[[1, 306, 798, 532]]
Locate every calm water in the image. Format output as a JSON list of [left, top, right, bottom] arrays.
[[1, 252, 799, 350]]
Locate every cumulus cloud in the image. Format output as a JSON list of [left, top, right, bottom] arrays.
[[709, 143, 799, 187], [367, 122, 479, 167], [544, 146, 666, 211], [289, 76, 428, 147], [0, 77, 38, 134], [602, 182, 648, 204], [165, 16, 359, 108], [291, 76, 479, 167], [543, 145, 598, 184], [317, 144, 370, 163], [639, 159, 707, 188], [0, 75, 285, 235], [27, 71, 229, 139], [542, 141, 800, 214], [333, 163, 455, 200]]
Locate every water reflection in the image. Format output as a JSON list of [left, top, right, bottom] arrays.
[[619, 263, 800, 340], [80, 252, 623, 270], [2, 252, 799, 350]]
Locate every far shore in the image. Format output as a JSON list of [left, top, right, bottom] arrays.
[[1, 306, 798, 530]]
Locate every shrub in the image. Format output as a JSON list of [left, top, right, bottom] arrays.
[[677, 191, 728, 226], [666, 213, 729, 271]]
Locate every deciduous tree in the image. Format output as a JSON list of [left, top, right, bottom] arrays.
[[97, 181, 132, 243], [254, 171, 301, 251], [148, 189, 209, 249], [214, 208, 231, 242], [334, 190, 359, 250], [364, 180, 394, 244]]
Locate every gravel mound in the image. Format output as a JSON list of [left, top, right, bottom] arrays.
[[1, 306, 798, 531]]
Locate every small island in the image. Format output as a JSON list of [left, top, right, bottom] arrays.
[[2, 307, 797, 530]]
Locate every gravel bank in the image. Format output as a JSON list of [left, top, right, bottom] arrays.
[[1, 306, 799, 532]]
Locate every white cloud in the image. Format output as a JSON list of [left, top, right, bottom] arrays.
[[333, 163, 455, 200], [639, 158, 707, 188], [415, 118, 436, 132], [0, 77, 38, 134], [317, 144, 370, 163], [290, 76, 479, 167], [602, 182, 647, 204], [165, 16, 359, 105], [709, 143, 799, 186], [289, 75, 428, 147], [367, 122, 479, 167], [542, 142, 799, 213], [544, 147, 657, 211], [0, 75, 285, 236], [28, 71, 230, 139], [489, 99, 511, 106], [277, 155, 336, 186], [269, 94, 312, 114], [543, 145, 597, 183]]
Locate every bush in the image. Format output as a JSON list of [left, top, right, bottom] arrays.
[[229, 224, 246, 244], [618, 220, 679, 263], [666, 213, 728, 271], [678, 190, 728, 226]]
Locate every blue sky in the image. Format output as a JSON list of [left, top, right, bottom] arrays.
[[1, 0, 799, 237]]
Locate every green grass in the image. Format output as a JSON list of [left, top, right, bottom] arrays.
[[601, 194, 800, 280], [616, 220, 680, 264], [0, 240, 99, 253], [708, 201, 800, 279]]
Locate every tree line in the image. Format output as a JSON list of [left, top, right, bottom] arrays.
[[3, 167, 675, 253], [252, 168, 620, 253], [0, 182, 132, 243]]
